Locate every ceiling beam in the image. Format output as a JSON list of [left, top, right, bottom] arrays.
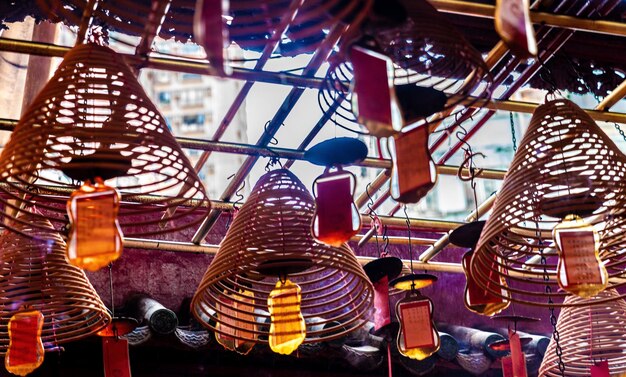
[[0, 37, 323, 89], [190, 24, 349, 244], [429, 0, 626, 37]]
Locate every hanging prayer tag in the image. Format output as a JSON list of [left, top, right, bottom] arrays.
[[194, 0, 231, 76], [350, 45, 400, 137], [396, 294, 440, 360], [389, 125, 437, 203], [495, 0, 537, 58], [6, 310, 45, 376], [103, 337, 132, 377], [554, 215, 607, 298], [373, 276, 391, 331], [312, 169, 360, 246], [508, 329, 527, 377]]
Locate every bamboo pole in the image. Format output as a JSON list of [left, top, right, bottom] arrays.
[[429, 0, 626, 37]]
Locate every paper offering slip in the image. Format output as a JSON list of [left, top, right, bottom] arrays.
[[399, 300, 435, 349], [74, 191, 117, 257], [217, 295, 236, 339], [395, 126, 432, 194], [591, 360, 610, 377], [508, 330, 527, 377], [558, 230, 603, 285], [316, 174, 352, 235], [8, 314, 41, 366], [351, 46, 393, 126], [373, 276, 391, 331], [103, 337, 132, 377]]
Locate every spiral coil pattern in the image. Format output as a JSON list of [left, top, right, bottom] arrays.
[[471, 98, 626, 307], [539, 289, 626, 376], [192, 169, 373, 345], [0, 42, 210, 238], [0, 212, 110, 354]]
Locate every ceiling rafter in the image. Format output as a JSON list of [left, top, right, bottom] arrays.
[[190, 22, 355, 243], [429, 0, 626, 37]]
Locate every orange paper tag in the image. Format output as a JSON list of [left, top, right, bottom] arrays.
[[103, 337, 132, 377], [558, 230, 603, 286], [71, 190, 118, 258], [398, 300, 435, 349], [373, 276, 391, 331]]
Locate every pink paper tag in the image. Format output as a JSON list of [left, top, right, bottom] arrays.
[[373, 276, 391, 330], [398, 300, 435, 349], [591, 361, 610, 377]]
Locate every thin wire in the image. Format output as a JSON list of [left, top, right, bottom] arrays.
[[403, 205, 413, 274]]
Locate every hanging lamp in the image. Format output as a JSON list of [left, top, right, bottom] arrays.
[[0, 211, 110, 367], [539, 289, 626, 376], [471, 98, 626, 307], [0, 42, 210, 247], [191, 169, 373, 355]]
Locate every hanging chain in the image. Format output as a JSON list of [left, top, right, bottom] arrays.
[[536, 220, 565, 375], [614, 123, 626, 144], [509, 112, 517, 153]]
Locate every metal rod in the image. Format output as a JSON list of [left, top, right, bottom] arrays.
[[0, 37, 323, 89], [429, 0, 626, 37], [596, 79, 626, 112], [191, 25, 349, 244], [458, 95, 626, 124], [125, 236, 466, 273], [418, 194, 497, 262]]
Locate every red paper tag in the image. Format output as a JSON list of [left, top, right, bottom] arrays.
[[373, 276, 391, 331], [389, 125, 435, 203], [495, 0, 537, 58], [194, 0, 231, 75], [508, 330, 527, 377], [313, 172, 356, 245], [7, 312, 43, 367], [103, 337, 132, 377], [398, 300, 435, 349], [464, 252, 505, 306], [591, 361, 610, 377], [350, 45, 398, 136], [558, 230, 603, 286], [217, 295, 236, 341]]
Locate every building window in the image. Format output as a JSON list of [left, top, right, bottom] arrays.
[[182, 73, 202, 81], [181, 114, 206, 132], [158, 91, 171, 104]]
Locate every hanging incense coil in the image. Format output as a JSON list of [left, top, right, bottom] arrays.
[[38, 0, 198, 43], [0, 42, 210, 238], [0, 212, 110, 354], [191, 169, 373, 346], [319, 0, 492, 132], [38, 0, 371, 56], [471, 98, 626, 307], [539, 289, 626, 376]]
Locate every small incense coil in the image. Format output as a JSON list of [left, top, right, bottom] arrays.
[[471, 98, 626, 307], [539, 289, 626, 376], [0, 212, 110, 354], [191, 169, 373, 345], [0, 42, 210, 238], [319, 0, 492, 132]]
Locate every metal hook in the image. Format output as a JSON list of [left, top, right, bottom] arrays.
[[457, 151, 486, 182]]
